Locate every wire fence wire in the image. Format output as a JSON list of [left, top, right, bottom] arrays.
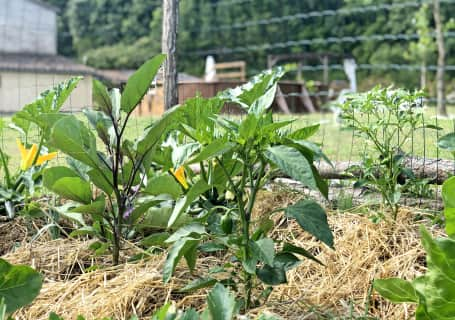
[[209, 0, 255, 7], [189, 31, 455, 56], [198, 0, 455, 34]]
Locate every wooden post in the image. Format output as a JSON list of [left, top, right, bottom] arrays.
[[162, 0, 179, 110], [433, 0, 447, 116], [322, 55, 329, 85]]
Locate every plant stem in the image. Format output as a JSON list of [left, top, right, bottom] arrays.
[[112, 230, 120, 265], [242, 157, 266, 311], [0, 148, 11, 188], [216, 151, 263, 310]]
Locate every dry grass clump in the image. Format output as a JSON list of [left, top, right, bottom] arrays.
[[253, 189, 443, 319], [15, 257, 206, 320], [263, 209, 435, 319], [9, 239, 213, 319], [2, 188, 442, 319], [4, 238, 107, 281]]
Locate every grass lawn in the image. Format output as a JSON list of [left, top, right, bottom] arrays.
[[1, 106, 454, 175], [284, 106, 455, 162]]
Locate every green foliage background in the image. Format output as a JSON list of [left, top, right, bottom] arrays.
[[43, 0, 455, 91]]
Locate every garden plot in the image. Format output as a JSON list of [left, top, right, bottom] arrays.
[[4, 190, 441, 319], [0, 57, 454, 320]]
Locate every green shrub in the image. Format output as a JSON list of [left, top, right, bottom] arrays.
[[162, 69, 334, 311]]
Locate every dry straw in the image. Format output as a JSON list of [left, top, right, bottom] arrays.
[[2, 190, 442, 320]]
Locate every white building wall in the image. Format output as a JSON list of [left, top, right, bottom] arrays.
[[0, 72, 92, 113], [0, 0, 57, 55]]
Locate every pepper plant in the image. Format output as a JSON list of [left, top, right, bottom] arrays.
[[162, 69, 334, 311], [374, 176, 455, 319], [340, 87, 437, 220], [42, 55, 183, 265]]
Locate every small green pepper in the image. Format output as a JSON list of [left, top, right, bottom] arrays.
[[220, 213, 233, 234]]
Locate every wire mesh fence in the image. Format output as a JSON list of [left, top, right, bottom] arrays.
[[0, 0, 454, 214]]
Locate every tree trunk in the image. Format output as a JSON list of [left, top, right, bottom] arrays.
[[421, 61, 427, 89], [162, 0, 179, 110], [433, 0, 447, 116]]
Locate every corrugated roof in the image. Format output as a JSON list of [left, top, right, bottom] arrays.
[[0, 53, 203, 85], [96, 69, 135, 85], [0, 53, 96, 75]]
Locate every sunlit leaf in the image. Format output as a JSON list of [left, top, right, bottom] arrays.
[[121, 54, 166, 114], [0, 259, 42, 314], [207, 283, 237, 320], [374, 278, 419, 303]]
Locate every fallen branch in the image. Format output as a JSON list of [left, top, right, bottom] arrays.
[[190, 156, 454, 185], [316, 156, 455, 185]]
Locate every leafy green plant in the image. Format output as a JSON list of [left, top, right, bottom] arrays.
[[42, 55, 184, 265], [0, 258, 42, 316], [373, 176, 455, 319], [0, 79, 80, 220], [438, 131, 455, 163], [341, 87, 436, 220], [402, 177, 434, 199], [162, 69, 333, 311], [0, 136, 57, 220]]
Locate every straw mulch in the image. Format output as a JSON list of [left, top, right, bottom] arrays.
[[2, 190, 443, 320], [265, 210, 434, 319], [5, 238, 209, 320], [0, 217, 29, 255]]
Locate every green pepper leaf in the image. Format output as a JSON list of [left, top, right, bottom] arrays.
[[285, 199, 333, 249], [207, 283, 237, 320], [374, 278, 419, 303], [163, 237, 200, 283], [0, 259, 42, 314], [265, 145, 323, 195], [180, 277, 218, 293]]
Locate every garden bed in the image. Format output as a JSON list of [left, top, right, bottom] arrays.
[[4, 191, 442, 320]]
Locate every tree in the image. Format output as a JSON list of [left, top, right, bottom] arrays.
[[162, 0, 179, 109], [46, 0, 454, 92], [405, 4, 435, 90], [433, 0, 447, 116]]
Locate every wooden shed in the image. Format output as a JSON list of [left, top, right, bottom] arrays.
[[0, 0, 95, 113], [133, 80, 330, 116]]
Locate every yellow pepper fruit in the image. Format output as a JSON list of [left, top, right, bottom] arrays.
[[171, 166, 189, 189], [17, 139, 58, 171]]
